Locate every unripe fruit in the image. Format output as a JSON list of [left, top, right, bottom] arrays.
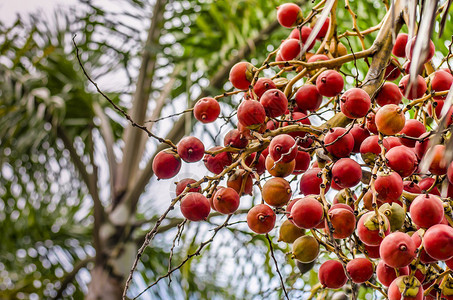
[[280, 38, 301, 61], [407, 36, 435, 63], [265, 154, 296, 177], [318, 260, 347, 289], [278, 219, 305, 243], [269, 134, 297, 163], [324, 127, 354, 158], [357, 211, 391, 246], [213, 187, 240, 214], [384, 58, 401, 81], [429, 145, 448, 175], [224, 129, 248, 149], [375, 104, 406, 135], [374, 171, 403, 203], [398, 119, 426, 148], [385, 145, 418, 178], [299, 167, 330, 195], [379, 202, 405, 232], [262, 177, 292, 207], [237, 100, 266, 130], [277, 3, 303, 28], [177, 136, 205, 163], [247, 204, 276, 234], [290, 196, 323, 229], [253, 77, 277, 99], [291, 235, 319, 263], [388, 276, 423, 300], [327, 208, 356, 239], [316, 70, 344, 97], [340, 88, 371, 118], [329, 40, 348, 57], [350, 124, 370, 153], [331, 158, 362, 188], [229, 62, 254, 90], [227, 169, 253, 196], [180, 193, 211, 221], [260, 89, 288, 118], [423, 224, 453, 261], [152, 149, 182, 179], [295, 84, 322, 112], [431, 70, 453, 100], [376, 82, 403, 107], [392, 33, 408, 57], [346, 258, 374, 283], [376, 260, 409, 287], [292, 149, 311, 175], [410, 194, 444, 228], [203, 146, 232, 174], [360, 135, 389, 164], [296, 260, 315, 274], [380, 232, 416, 268], [399, 75, 427, 100], [193, 97, 221, 123], [175, 178, 201, 196]]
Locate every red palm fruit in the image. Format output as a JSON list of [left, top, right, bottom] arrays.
[[247, 204, 276, 234], [399, 75, 427, 100], [203, 146, 232, 174], [244, 152, 266, 175], [427, 99, 444, 118], [331, 158, 362, 188], [350, 124, 370, 153], [227, 169, 253, 196], [265, 155, 295, 177], [360, 135, 390, 164], [269, 134, 297, 163], [407, 36, 435, 62], [292, 149, 311, 175], [180, 193, 211, 221], [260, 89, 288, 118], [237, 121, 265, 140], [398, 119, 426, 147], [327, 208, 356, 239], [374, 171, 403, 203], [253, 78, 277, 99], [307, 54, 329, 63], [431, 70, 453, 100], [429, 145, 448, 175], [411, 230, 437, 264], [392, 33, 408, 57], [324, 127, 354, 158], [446, 257, 453, 269], [316, 70, 344, 97], [357, 211, 390, 246], [364, 244, 381, 259], [237, 100, 266, 130], [330, 202, 354, 213], [376, 82, 403, 106], [385, 58, 401, 81], [229, 62, 254, 90], [213, 187, 240, 214], [224, 129, 248, 149], [365, 111, 378, 134], [152, 149, 182, 179], [340, 88, 371, 119], [448, 162, 453, 184], [410, 194, 444, 228], [346, 258, 374, 284], [403, 181, 421, 194], [414, 132, 430, 159], [177, 136, 205, 163], [362, 190, 382, 210], [375, 104, 406, 135], [314, 17, 330, 39], [266, 119, 279, 131], [385, 136, 403, 149], [262, 177, 292, 207], [282, 112, 312, 143], [423, 224, 453, 260], [330, 179, 342, 191], [295, 84, 323, 112], [275, 51, 286, 69], [380, 232, 416, 268], [280, 38, 301, 60], [419, 177, 441, 196], [175, 178, 201, 196], [289, 26, 311, 43], [385, 145, 418, 178], [318, 260, 347, 289], [277, 3, 303, 28], [299, 167, 330, 195], [286, 198, 301, 221], [289, 196, 323, 229], [193, 97, 221, 123], [388, 276, 423, 300], [376, 260, 409, 287]]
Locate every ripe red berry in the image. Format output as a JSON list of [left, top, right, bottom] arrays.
[[398, 74, 427, 100], [177, 136, 205, 163], [193, 97, 221, 123], [410, 194, 444, 229], [376, 260, 409, 287], [203, 146, 232, 174], [314, 17, 330, 39], [398, 119, 426, 148], [423, 224, 453, 261], [385, 145, 418, 178], [224, 129, 248, 148], [229, 62, 255, 90], [269, 134, 297, 163], [384, 58, 401, 81], [289, 196, 323, 229], [350, 124, 370, 153], [340, 88, 371, 119], [180, 193, 211, 221], [237, 100, 266, 130], [280, 38, 301, 61], [327, 207, 356, 239], [213, 187, 240, 214], [277, 3, 303, 28], [316, 70, 344, 97], [375, 171, 403, 203], [359, 135, 389, 164], [324, 127, 354, 158], [318, 260, 347, 289], [431, 70, 453, 100], [429, 145, 448, 175], [375, 104, 406, 135], [380, 232, 416, 268], [346, 258, 374, 283], [375, 82, 403, 106], [175, 178, 201, 196], [407, 36, 435, 63], [299, 167, 330, 195], [357, 211, 391, 246], [152, 149, 182, 179], [392, 33, 408, 57], [247, 204, 276, 234], [253, 78, 277, 99], [260, 89, 288, 118], [331, 158, 362, 188], [295, 84, 322, 112]]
